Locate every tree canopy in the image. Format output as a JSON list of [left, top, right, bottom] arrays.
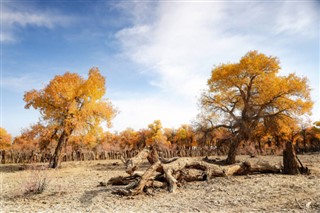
[[0, 127, 12, 150], [24, 68, 117, 168], [200, 50, 313, 164]]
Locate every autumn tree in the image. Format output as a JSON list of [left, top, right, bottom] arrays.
[[163, 128, 176, 146], [24, 68, 116, 168], [146, 120, 170, 149], [69, 126, 104, 151], [193, 114, 218, 149], [135, 129, 149, 150], [99, 131, 120, 151], [118, 128, 140, 150], [12, 123, 56, 151], [249, 123, 269, 154], [200, 51, 313, 164], [303, 122, 320, 151], [0, 127, 12, 150], [174, 124, 196, 149]]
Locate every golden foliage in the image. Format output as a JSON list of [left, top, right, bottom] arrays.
[[201, 50, 313, 142], [24, 68, 117, 138], [174, 124, 196, 147], [12, 123, 56, 151], [0, 127, 12, 150], [146, 120, 170, 148]]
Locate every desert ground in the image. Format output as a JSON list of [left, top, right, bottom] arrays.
[[1, 154, 320, 213]]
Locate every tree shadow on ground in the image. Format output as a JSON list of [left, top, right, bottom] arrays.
[[91, 162, 125, 172], [0, 164, 26, 173], [79, 187, 112, 206], [91, 161, 150, 172], [202, 156, 231, 166]]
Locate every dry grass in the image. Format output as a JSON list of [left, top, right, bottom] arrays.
[[1, 154, 320, 212], [22, 164, 50, 196]]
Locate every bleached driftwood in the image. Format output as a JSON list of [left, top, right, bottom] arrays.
[[110, 147, 284, 195]]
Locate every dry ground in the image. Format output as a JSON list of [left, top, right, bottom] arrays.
[[1, 154, 320, 213]]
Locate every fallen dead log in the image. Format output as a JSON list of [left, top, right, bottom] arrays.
[[111, 160, 163, 196], [159, 156, 180, 164], [121, 147, 150, 175], [249, 161, 281, 174], [121, 146, 180, 175], [109, 147, 284, 195]]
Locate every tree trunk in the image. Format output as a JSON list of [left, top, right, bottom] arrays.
[[283, 141, 300, 175], [49, 131, 67, 168], [258, 137, 263, 154], [1, 150, 5, 164], [303, 130, 307, 151], [226, 139, 240, 164]]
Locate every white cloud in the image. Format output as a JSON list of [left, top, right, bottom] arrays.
[[116, 2, 229, 99], [116, 1, 318, 99], [1, 3, 73, 43], [1, 32, 16, 43], [274, 1, 319, 37], [113, 1, 319, 129], [0, 74, 45, 93], [109, 94, 198, 132]]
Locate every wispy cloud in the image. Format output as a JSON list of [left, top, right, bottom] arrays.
[[110, 94, 198, 131], [1, 2, 73, 43], [114, 1, 319, 124], [115, 2, 226, 99], [274, 1, 319, 37], [0, 74, 44, 93], [115, 1, 318, 99]]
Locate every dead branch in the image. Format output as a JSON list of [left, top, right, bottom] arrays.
[[122, 147, 150, 175], [107, 173, 141, 186], [110, 147, 285, 196], [159, 157, 180, 164]]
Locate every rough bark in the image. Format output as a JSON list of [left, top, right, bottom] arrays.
[[121, 147, 150, 175], [224, 161, 251, 176], [283, 141, 309, 175], [109, 147, 287, 196], [226, 139, 240, 164], [250, 161, 281, 173], [1, 150, 5, 164], [49, 131, 67, 168], [163, 168, 177, 193], [283, 141, 300, 175], [147, 146, 160, 164], [108, 174, 142, 186], [112, 160, 162, 196], [130, 160, 162, 195], [159, 156, 180, 164]]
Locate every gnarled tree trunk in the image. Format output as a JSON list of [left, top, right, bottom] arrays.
[[226, 138, 241, 164], [49, 131, 68, 168], [283, 141, 309, 175]]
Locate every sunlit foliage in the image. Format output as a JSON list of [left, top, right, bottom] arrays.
[[174, 124, 196, 148], [24, 68, 117, 168], [200, 50, 313, 164], [146, 120, 170, 149], [0, 127, 12, 150], [12, 123, 56, 151]]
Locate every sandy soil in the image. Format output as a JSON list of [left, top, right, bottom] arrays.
[[1, 154, 320, 213]]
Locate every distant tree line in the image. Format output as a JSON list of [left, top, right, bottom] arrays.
[[1, 119, 320, 162], [0, 51, 319, 166]]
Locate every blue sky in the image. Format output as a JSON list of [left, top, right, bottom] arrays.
[[1, 0, 319, 137]]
